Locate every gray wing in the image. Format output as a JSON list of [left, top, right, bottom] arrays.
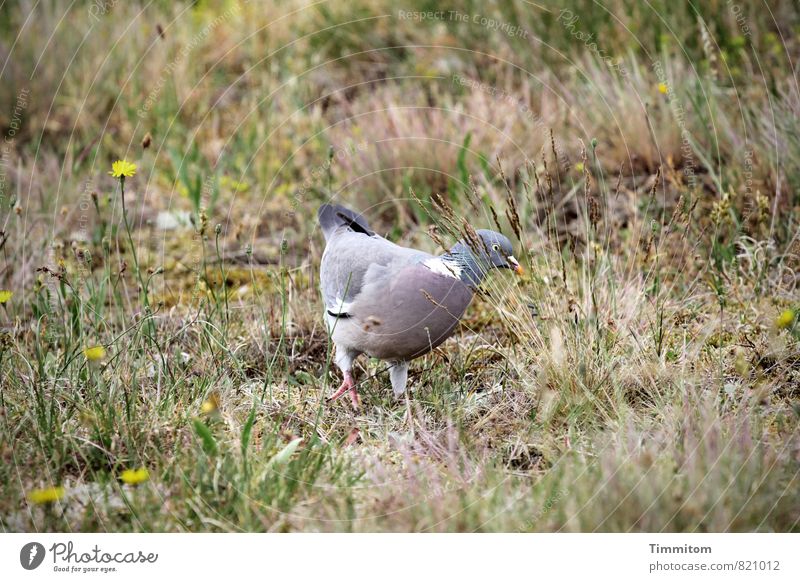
[[320, 230, 423, 316], [343, 262, 474, 360], [318, 204, 374, 241]]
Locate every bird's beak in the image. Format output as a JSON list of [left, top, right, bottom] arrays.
[[507, 255, 524, 275]]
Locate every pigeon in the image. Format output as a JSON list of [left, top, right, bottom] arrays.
[[318, 203, 523, 407]]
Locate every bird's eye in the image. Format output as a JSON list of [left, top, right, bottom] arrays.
[[491, 243, 500, 252]]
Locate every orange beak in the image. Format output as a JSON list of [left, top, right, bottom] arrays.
[[508, 256, 524, 275]]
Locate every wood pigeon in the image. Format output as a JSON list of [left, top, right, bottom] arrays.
[[318, 203, 522, 407]]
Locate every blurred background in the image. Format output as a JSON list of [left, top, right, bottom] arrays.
[[1, 0, 798, 275]]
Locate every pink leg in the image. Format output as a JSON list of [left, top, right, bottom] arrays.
[[327, 371, 360, 409], [348, 381, 360, 409]]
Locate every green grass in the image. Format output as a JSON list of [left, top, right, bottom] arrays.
[[0, 0, 798, 532]]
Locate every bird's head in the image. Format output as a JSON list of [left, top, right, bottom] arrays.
[[474, 229, 523, 275], [447, 230, 523, 285]]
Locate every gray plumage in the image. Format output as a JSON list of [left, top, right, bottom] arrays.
[[318, 203, 521, 406]]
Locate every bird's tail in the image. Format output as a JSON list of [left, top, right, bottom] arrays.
[[317, 204, 374, 241]]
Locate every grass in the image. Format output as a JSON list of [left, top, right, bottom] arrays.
[[0, 0, 799, 532]]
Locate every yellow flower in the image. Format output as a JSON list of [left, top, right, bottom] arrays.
[[658, 82, 668, 95], [109, 160, 137, 178], [83, 345, 106, 361], [220, 176, 250, 192], [200, 393, 220, 415], [120, 468, 150, 485], [28, 486, 65, 504], [0, 290, 12, 303], [776, 309, 796, 329], [574, 162, 584, 173]]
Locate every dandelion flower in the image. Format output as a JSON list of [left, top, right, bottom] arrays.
[[574, 162, 584, 173], [658, 82, 668, 95], [200, 393, 220, 415], [83, 345, 106, 361], [220, 176, 250, 192], [28, 486, 65, 504], [109, 160, 137, 178], [777, 309, 796, 329], [120, 468, 150, 485], [0, 290, 12, 303]]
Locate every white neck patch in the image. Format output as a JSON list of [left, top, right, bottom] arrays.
[[423, 257, 462, 279]]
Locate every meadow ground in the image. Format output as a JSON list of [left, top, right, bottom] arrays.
[[0, 0, 799, 532]]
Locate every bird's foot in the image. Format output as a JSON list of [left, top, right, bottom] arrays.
[[327, 372, 360, 409], [348, 385, 360, 409]]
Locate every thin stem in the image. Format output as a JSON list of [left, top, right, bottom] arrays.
[[120, 177, 154, 337]]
